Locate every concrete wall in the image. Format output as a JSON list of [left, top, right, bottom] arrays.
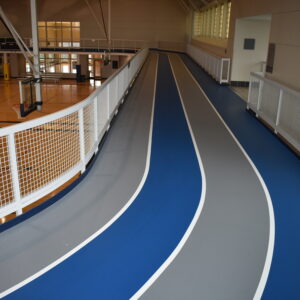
[[231, 18, 271, 82]]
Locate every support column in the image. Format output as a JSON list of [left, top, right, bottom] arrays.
[[3, 53, 10, 80], [108, 0, 111, 57], [30, 0, 42, 110], [79, 55, 89, 78]]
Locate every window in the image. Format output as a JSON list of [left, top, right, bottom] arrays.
[[193, 1, 231, 39], [38, 21, 80, 48], [26, 53, 79, 74]]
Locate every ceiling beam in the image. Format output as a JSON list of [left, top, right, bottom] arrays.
[[176, 0, 190, 13]]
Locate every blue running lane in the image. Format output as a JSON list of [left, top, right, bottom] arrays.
[[5, 54, 202, 300], [180, 53, 300, 300]]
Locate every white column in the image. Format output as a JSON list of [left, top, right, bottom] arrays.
[[108, 0, 111, 56], [30, 0, 42, 111]]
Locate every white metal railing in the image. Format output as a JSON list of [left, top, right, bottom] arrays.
[[248, 72, 300, 152], [0, 48, 148, 219], [0, 37, 152, 52], [0, 37, 187, 53], [186, 44, 230, 84]]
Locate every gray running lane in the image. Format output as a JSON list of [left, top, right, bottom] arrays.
[[140, 54, 271, 300], [0, 53, 158, 295]]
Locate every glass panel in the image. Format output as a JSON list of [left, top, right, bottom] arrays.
[[47, 21, 56, 27], [47, 27, 56, 41], [62, 63, 70, 73], [38, 27, 46, 41], [62, 42, 71, 47], [72, 28, 80, 41], [62, 21, 71, 27], [38, 21, 45, 26], [62, 27, 71, 41], [72, 22, 80, 27]]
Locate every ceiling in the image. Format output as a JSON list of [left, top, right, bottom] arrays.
[[176, 0, 217, 13]]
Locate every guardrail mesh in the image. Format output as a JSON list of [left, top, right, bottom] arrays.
[[0, 136, 14, 208], [83, 103, 95, 155], [260, 83, 280, 124], [0, 48, 148, 218], [280, 92, 300, 143], [15, 112, 81, 197]]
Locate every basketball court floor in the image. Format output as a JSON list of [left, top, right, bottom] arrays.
[[0, 78, 99, 127]]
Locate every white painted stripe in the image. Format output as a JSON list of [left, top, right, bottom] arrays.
[[179, 55, 275, 300], [0, 54, 159, 299], [130, 55, 207, 300]]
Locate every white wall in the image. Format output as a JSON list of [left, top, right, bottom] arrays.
[[231, 17, 271, 82]]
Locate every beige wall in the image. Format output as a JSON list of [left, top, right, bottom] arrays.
[[191, 0, 300, 90], [0, 0, 187, 50]]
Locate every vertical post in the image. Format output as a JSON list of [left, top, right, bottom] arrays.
[[247, 76, 252, 110], [275, 89, 283, 133], [93, 98, 99, 153], [220, 59, 223, 84], [8, 134, 22, 216], [257, 79, 264, 117], [3, 53, 10, 80], [30, 0, 42, 111], [108, 0, 111, 58], [78, 108, 86, 173]]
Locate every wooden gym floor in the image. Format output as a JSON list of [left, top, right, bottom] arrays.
[[0, 78, 99, 128]]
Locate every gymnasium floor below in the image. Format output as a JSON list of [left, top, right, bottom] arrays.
[[0, 78, 99, 127], [0, 51, 299, 300]]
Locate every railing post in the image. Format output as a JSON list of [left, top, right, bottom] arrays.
[[275, 89, 283, 134], [257, 80, 264, 117], [93, 97, 99, 153], [219, 59, 223, 84], [78, 108, 86, 173], [247, 76, 253, 110], [7, 133, 22, 216]]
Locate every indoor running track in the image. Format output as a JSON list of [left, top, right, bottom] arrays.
[[4, 54, 202, 299], [179, 53, 300, 300]]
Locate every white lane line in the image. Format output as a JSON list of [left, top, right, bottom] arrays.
[[130, 54, 207, 300], [0, 54, 159, 299], [179, 55, 275, 300]]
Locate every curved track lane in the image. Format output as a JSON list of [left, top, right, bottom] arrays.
[[140, 54, 271, 300], [4, 53, 202, 299], [180, 53, 300, 300], [0, 53, 157, 297]]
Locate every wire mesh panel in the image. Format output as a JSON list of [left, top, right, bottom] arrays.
[[124, 64, 129, 89], [221, 59, 230, 83], [0, 136, 14, 208], [97, 86, 109, 138], [278, 91, 300, 145], [260, 83, 280, 126], [0, 48, 149, 218], [109, 77, 118, 116], [248, 77, 260, 110], [83, 103, 95, 156], [187, 44, 229, 84], [15, 112, 81, 197], [118, 69, 125, 100]]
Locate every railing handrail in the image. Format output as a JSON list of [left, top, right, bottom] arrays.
[[187, 44, 229, 60], [250, 72, 300, 99], [187, 43, 230, 84], [0, 48, 149, 219], [0, 48, 144, 136]]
